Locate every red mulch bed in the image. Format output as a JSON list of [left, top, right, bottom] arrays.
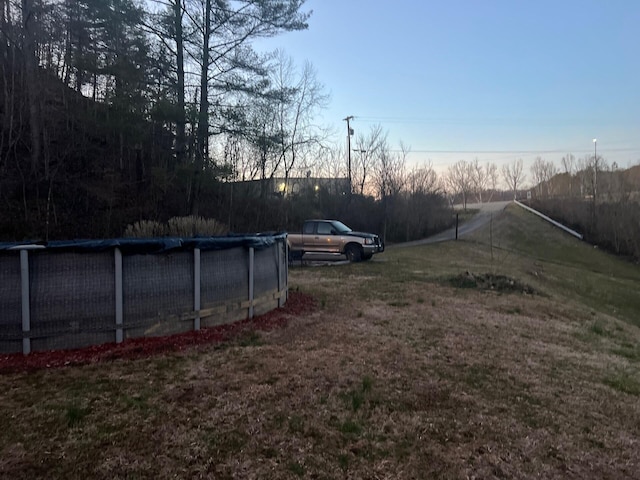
[[0, 291, 316, 374]]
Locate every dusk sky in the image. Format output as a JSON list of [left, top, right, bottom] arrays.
[[257, 0, 640, 178]]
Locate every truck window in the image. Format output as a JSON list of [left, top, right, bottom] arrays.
[[303, 222, 315, 234], [317, 222, 332, 235]]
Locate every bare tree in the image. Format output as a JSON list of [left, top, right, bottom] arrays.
[[561, 153, 575, 196], [373, 140, 407, 200], [271, 52, 329, 187], [577, 153, 607, 200], [541, 160, 558, 197], [606, 161, 631, 203], [373, 140, 407, 241], [485, 162, 499, 202], [223, 134, 258, 182], [236, 51, 328, 196], [400, 160, 444, 242], [446, 160, 473, 209], [314, 144, 348, 194], [576, 155, 592, 198], [592, 151, 606, 202], [530, 157, 546, 197], [407, 160, 439, 195], [561, 153, 575, 176], [470, 158, 487, 203], [244, 95, 281, 186], [530, 157, 559, 197], [352, 124, 385, 195], [502, 159, 526, 200]]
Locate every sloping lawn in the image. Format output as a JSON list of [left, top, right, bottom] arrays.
[[1, 204, 639, 479]]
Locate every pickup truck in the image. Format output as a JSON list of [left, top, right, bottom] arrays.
[[288, 220, 384, 262]]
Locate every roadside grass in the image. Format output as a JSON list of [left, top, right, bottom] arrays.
[[603, 370, 640, 396], [461, 205, 640, 327], [1, 203, 640, 478]]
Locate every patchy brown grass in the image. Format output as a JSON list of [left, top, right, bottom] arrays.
[[1, 205, 640, 479]]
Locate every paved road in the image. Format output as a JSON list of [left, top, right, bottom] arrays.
[[393, 200, 512, 248]]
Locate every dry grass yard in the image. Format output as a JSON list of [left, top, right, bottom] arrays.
[[1, 204, 640, 479]]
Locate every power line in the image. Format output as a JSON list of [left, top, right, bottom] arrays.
[[388, 147, 640, 154], [353, 115, 640, 128]]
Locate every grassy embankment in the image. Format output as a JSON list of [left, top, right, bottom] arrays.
[[1, 203, 639, 479]]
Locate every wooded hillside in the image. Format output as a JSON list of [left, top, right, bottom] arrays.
[[1, 0, 456, 243], [0, 0, 318, 240]]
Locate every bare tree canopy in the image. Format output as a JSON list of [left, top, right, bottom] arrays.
[[502, 159, 526, 200], [407, 161, 439, 196], [530, 157, 558, 198], [352, 124, 386, 196], [446, 160, 474, 209]]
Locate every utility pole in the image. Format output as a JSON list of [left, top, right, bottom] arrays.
[[343, 116, 354, 194]]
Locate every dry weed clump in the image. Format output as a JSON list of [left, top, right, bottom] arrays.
[[448, 271, 538, 294], [123, 215, 227, 237]]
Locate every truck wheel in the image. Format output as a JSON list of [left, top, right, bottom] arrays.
[[345, 245, 362, 262]]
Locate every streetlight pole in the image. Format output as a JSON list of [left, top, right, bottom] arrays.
[[343, 116, 354, 194]]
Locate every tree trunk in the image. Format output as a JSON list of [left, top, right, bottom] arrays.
[[190, 0, 211, 216], [174, 0, 186, 165], [22, 0, 42, 175]]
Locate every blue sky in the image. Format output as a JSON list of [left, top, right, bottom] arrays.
[[257, 0, 640, 177]]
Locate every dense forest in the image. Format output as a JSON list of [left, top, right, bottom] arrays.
[[1, 0, 316, 240]]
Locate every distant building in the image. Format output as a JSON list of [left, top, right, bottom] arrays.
[[231, 177, 350, 197]]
